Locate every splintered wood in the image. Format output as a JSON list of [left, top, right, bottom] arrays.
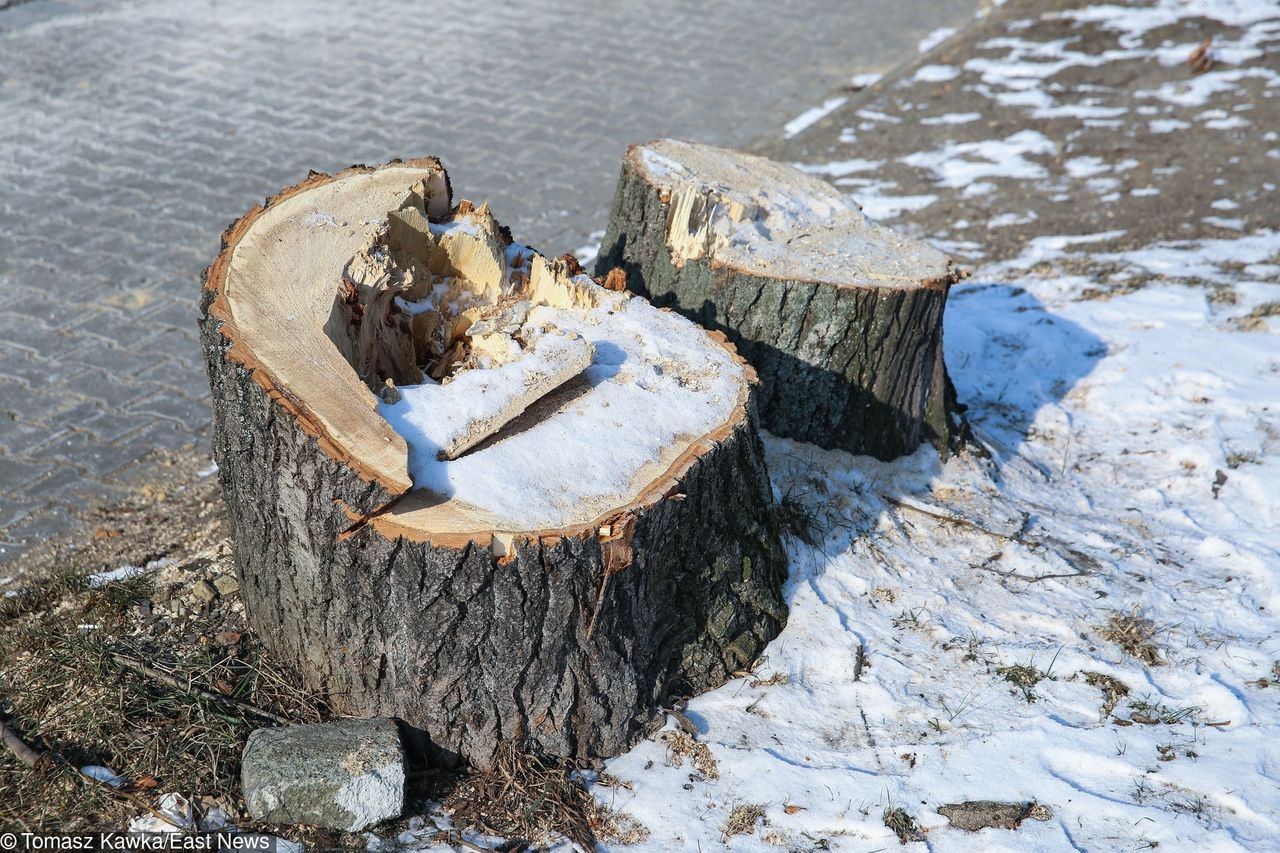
[[429, 331, 594, 461], [331, 185, 609, 460]]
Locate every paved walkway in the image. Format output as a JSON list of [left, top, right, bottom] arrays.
[[0, 0, 976, 560]]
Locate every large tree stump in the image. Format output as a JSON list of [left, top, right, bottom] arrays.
[[596, 139, 966, 461], [199, 159, 787, 768]]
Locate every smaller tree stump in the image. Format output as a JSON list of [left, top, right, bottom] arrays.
[[200, 159, 787, 768], [596, 139, 967, 461]]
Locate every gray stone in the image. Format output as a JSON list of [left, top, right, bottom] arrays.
[[241, 718, 404, 832], [211, 574, 239, 596], [191, 579, 218, 603]]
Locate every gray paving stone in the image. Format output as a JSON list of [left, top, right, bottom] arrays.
[[0, 439, 52, 474], [0, 0, 977, 560]]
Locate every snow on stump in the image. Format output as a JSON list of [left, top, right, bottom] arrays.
[[596, 139, 966, 461], [241, 719, 405, 831], [199, 159, 787, 768]]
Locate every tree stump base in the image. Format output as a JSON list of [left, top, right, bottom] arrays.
[[596, 139, 967, 461], [199, 160, 787, 767]]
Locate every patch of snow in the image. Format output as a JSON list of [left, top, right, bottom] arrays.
[[1204, 216, 1246, 230], [87, 557, 171, 588], [1087, 176, 1123, 194], [920, 112, 981, 125], [833, 177, 938, 220], [914, 64, 960, 83], [385, 330, 592, 464], [962, 181, 996, 198], [381, 293, 744, 530], [1139, 67, 1280, 107], [1093, 230, 1280, 283], [428, 215, 481, 239], [1205, 115, 1251, 130], [1064, 156, 1110, 178], [87, 566, 143, 588], [918, 26, 958, 53], [855, 108, 902, 125], [638, 148, 688, 180], [1013, 230, 1128, 263], [849, 72, 883, 90], [988, 210, 1038, 228], [1036, 101, 1128, 120], [572, 229, 606, 268], [1150, 118, 1191, 133], [196, 463, 218, 477], [927, 237, 985, 259], [1057, 0, 1280, 48], [794, 158, 882, 178], [901, 130, 1056, 188], [783, 97, 848, 138], [965, 37, 1142, 120]]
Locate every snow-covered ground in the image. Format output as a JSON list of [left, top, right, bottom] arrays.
[[588, 230, 1280, 852]]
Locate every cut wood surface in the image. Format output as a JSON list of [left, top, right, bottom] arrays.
[[596, 139, 967, 461], [200, 160, 787, 767]]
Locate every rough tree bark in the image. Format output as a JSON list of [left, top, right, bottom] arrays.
[[199, 160, 787, 768], [596, 139, 967, 461]]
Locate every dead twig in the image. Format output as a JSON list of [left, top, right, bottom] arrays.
[[854, 644, 867, 682], [108, 652, 293, 726], [883, 496, 1023, 542], [1, 712, 186, 831], [980, 567, 1089, 583], [888, 497, 1097, 582], [1, 714, 46, 768], [663, 703, 699, 737]]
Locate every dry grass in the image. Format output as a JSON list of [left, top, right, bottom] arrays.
[[660, 730, 719, 779], [748, 672, 790, 689], [440, 741, 647, 849], [0, 554, 326, 833], [883, 806, 925, 844], [996, 663, 1047, 703], [1100, 610, 1164, 665], [3, 553, 648, 849], [1083, 671, 1131, 717], [0, 447, 328, 836], [1126, 697, 1201, 726], [776, 486, 822, 545], [722, 802, 766, 840], [1230, 300, 1280, 332]]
